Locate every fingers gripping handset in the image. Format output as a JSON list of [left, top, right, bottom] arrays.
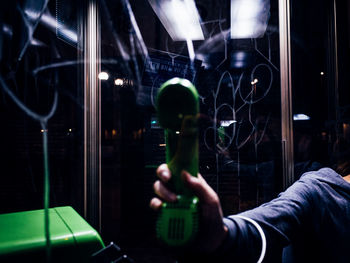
[[156, 78, 199, 247]]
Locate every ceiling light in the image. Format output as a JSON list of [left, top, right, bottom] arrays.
[[231, 0, 270, 39], [114, 78, 124, 86], [293, 114, 310, 121], [148, 0, 204, 41], [98, 72, 109, 80]]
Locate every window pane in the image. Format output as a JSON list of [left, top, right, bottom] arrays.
[[99, 0, 282, 261]]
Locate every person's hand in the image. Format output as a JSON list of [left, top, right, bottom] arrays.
[[150, 164, 228, 255]]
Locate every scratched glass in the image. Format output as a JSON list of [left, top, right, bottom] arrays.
[[100, 0, 283, 260], [0, 1, 282, 261], [1, 0, 347, 262]]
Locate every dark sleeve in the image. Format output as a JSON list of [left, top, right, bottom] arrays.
[[216, 177, 316, 262]]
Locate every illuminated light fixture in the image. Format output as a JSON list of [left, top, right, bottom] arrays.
[[148, 0, 204, 41], [231, 51, 248, 68], [30, 38, 46, 46], [251, 78, 258, 85], [320, 72, 325, 75], [175, 131, 180, 134], [293, 114, 310, 121], [230, 0, 270, 39], [68, 128, 72, 132], [114, 78, 124, 86], [98, 72, 109, 80], [220, 120, 237, 127], [234, 61, 244, 68], [159, 143, 166, 147]]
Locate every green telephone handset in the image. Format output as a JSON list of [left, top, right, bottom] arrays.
[[156, 77, 199, 247]]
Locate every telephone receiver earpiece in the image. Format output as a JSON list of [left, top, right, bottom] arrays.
[[155, 77, 200, 247]]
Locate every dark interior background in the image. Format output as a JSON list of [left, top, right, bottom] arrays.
[[0, 0, 349, 262]]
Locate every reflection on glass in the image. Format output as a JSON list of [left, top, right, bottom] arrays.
[[148, 0, 204, 41], [114, 78, 123, 86], [293, 114, 311, 121], [98, 72, 109, 80], [231, 0, 270, 39]]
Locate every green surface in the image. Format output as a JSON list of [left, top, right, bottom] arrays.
[[0, 206, 104, 262], [156, 196, 199, 247], [156, 77, 199, 195], [156, 78, 200, 247]]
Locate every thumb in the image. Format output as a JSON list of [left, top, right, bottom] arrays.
[[181, 171, 219, 205]]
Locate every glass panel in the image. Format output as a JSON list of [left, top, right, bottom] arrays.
[[3, 0, 350, 261], [99, 0, 282, 261], [336, 1, 350, 146], [0, 0, 283, 262], [0, 1, 84, 214], [290, 0, 350, 180]]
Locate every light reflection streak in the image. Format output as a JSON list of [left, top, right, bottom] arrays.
[[16, 1, 50, 60], [32, 59, 120, 75], [122, 0, 149, 59]]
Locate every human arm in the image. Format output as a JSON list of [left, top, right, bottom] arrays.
[[150, 164, 317, 262], [150, 164, 272, 262]]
